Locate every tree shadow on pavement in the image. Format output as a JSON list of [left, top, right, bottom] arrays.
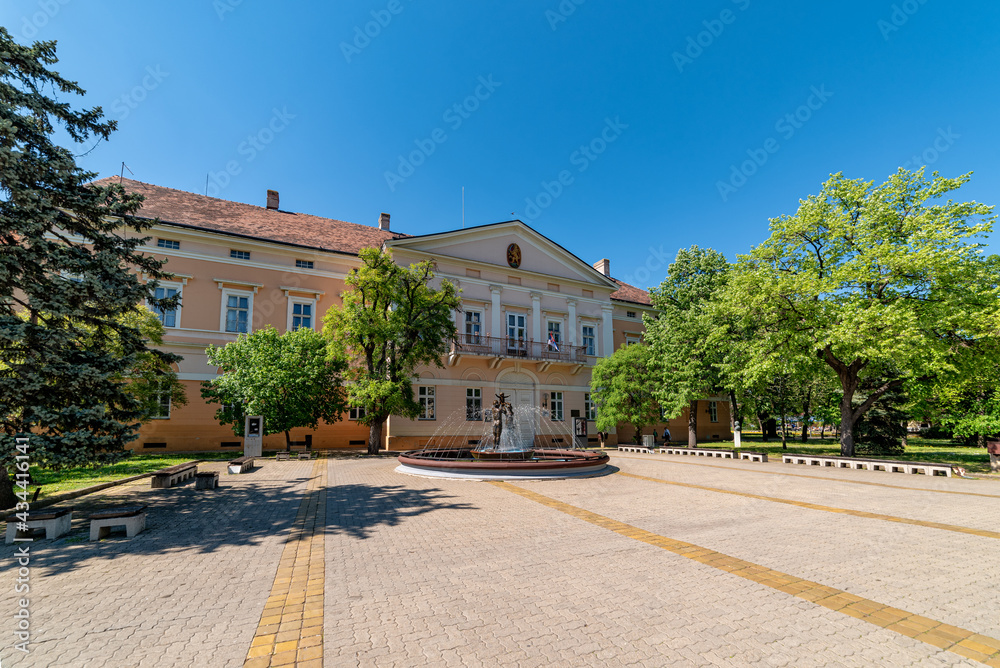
[[324, 484, 477, 540], [0, 467, 475, 576]]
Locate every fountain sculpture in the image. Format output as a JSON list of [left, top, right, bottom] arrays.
[[395, 391, 610, 480]]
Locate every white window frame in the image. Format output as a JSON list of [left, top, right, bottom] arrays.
[[149, 280, 183, 329], [546, 319, 562, 348], [550, 391, 563, 422], [295, 259, 314, 269], [584, 393, 597, 421], [149, 385, 172, 420], [349, 407, 366, 420], [581, 325, 596, 356], [156, 238, 180, 250], [230, 249, 251, 260], [466, 388, 482, 421], [464, 310, 483, 344], [220, 288, 254, 334], [625, 334, 641, 346], [418, 386, 435, 420], [287, 296, 318, 332]]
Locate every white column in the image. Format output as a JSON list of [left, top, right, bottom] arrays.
[[490, 285, 503, 338], [567, 299, 577, 346], [531, 292, 542, 343], [601, 305, 614, 357]]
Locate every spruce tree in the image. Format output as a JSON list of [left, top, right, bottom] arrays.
[[0, 30, 179, 507]]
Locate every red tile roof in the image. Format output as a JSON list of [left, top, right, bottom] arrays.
[[92, 177, 405, 255], [609, 278, 652, 306]]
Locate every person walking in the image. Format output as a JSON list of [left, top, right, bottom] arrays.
[[663, 426, 671, 443]]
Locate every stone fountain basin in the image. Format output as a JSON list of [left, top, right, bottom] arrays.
[[396, 448, 611, 480]]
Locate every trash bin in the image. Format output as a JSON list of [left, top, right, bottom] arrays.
[[642, 434, 656, 449]]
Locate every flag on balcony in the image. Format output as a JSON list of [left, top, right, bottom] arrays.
[[548, 332, 560, 352]]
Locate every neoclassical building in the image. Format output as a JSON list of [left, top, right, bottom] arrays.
[[99, 178, 732, 452]]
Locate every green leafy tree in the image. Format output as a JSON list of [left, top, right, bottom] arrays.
[[726, 169, 997, 456], [0, 31, 179, 508], [323, 248, 460, 454], [590, 343, 663, 443], [201, 326, 348, 448], [645, 246, 731, 446]]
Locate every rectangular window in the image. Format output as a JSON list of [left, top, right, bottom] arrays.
[[149, 386, 172, 419], [549, 392, 563, 421], [466, 388, 482, 421], [230, 249, 251, 260], [625, 334, 641, 346], [291, 301, 313, 331], [151, 285, 180, 328], [295, 259, 314, 269], [709, 401, 718, 423], [585, 393, 597, 421], [418, 386, 435, 420], [156, 238, 180, 250], [507, 313, 526, 354], [349, 407, 366, 420], [582, 326, 595, 356], [465, 311, 482, 344], [547, 321, 561, 344], [225, 294, 250, 333], [626, 311, 637, 319]]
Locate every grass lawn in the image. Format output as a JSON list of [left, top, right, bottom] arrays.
[[26, 452, 233, 501], [706, 434, 994, 474]]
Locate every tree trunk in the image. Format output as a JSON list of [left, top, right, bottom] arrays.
[[0, 467, 17, 511], [800, 387, 812, 443], [368, 420, 384, 455], [780, 414, 787, 449], [729, 390, 740, 433], [284, 430, 291, 451], [977, 433, 986, 449], [901, 421, 908, 449], [758, 414, 770, 442], [839, 394, 856, 457], [688, 399, 698, 448], [820, 422, 826, 439], [764, 418, 778, 439]]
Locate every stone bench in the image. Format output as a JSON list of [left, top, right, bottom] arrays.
[[89, 506, 147, 541], [737, 451, 768, 463], [297, 451, 314, 460], [617, 446, 655, 454], [275, 452, 291, 461], [195, 471, 219, 489], [658, 447, 735, 459], [780, 454, 952, 477], [151, 462, 197, 488], [5, 507, 73, 544], [228, 456, 255, 474]]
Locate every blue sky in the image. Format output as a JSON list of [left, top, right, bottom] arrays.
[[4, 1, 999, 290]]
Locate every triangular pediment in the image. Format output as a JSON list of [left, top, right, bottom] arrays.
[[385, 220, 617, 289]]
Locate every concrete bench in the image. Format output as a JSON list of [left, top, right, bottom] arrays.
[[89, 506, 147, 541], [151, 462, 197, 488], [617, 446, 654, 454], [195, 471, 219, 489], [780, 454, 952, 477], [297, 451, 314, 460], [5, 508, 73, 544], [228, 456, 255, 474], [275, 452, 290, 461], [737, 451, 768, 463], [658, 447, 735, 459]]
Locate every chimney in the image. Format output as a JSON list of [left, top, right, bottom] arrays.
[[266, 189, 279, 210], [379, 212, 391, 231], [593, 258, 610, 277]]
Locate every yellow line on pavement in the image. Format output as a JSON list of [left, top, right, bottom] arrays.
[[492, 481, 1000, 666], [616, 471, 1000, 540], [611, 453, 1000, 499], [245, 459, 326, 668]]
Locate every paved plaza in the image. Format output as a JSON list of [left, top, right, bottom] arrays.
[[2, 452, 999, 667]]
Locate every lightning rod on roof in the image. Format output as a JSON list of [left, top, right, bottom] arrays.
[[462, 186, 465, 229], [119, 162, 133, 184]]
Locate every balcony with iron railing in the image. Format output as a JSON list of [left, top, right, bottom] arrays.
[[451, 332, 594, 366]]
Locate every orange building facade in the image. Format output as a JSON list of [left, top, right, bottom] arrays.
[[106, 179, 732, 453]]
